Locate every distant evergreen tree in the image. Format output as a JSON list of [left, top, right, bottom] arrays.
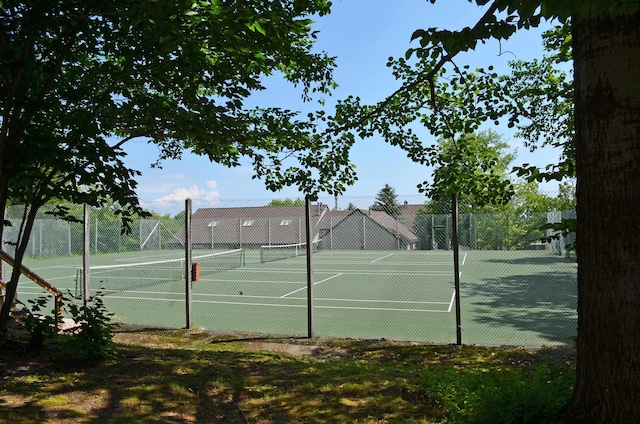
[[371, 184, 402, 217]]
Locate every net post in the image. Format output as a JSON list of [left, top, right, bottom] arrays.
[[185, 198, 193, 330], [305, 196, 314, 338]]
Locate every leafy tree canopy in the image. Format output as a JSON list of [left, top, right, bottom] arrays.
[[504, 22, 575, 183], [0, 0, 345, 228], [427, 130, 514, 205], [266, 198, 305, 206], [0, 0, 350, 341]]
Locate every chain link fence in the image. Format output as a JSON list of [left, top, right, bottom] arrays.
[[3, 194, 577, 347]]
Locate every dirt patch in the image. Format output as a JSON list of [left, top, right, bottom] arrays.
[[242, 341, 349, 357], [243, 342, 320, 356], [111, 325, 351, 358]]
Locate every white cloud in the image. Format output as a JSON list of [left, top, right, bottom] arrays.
[[155, 180, 220, 202], [138, 180, 220, 215], [205, 180, 219, 191]]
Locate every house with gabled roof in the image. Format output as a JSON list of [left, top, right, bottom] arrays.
[[317, 209, 417, 250], [186, 205, 328, 249], [177, 204, 418, 250]]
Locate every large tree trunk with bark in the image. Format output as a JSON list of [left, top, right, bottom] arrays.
[[565, 10, 640, 422]]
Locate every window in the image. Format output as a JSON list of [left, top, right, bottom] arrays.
[[242, 220, 254, 227], [280, 219, 292, 226]]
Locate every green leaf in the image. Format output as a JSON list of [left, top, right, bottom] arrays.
[[246, 21, 267, 36]]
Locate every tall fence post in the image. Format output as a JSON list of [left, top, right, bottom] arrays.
[[82, 203, 90, 303], [452, 193, 462, 345], [305, 197, 314, 338], [185, 198, 193, 330], [1, 208, 5, 283]]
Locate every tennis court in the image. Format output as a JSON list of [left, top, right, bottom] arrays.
[[13, 247, 577, 346]]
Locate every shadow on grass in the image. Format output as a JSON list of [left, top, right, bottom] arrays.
[[0, 334, 577, 423], [0, 342, 446, 423]]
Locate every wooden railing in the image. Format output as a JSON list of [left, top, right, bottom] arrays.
[[0, 251, 63, 329]]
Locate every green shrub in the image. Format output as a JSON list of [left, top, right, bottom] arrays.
[[420, 364, 574, 423], [17, 293, 116, 361], [63, 293, 117, 361], [18, 295, 60, 351]]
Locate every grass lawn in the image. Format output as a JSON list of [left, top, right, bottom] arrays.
[[0, 326, 575, 423]]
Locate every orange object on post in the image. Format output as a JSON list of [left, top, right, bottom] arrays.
[[191, 263, 201, 282]]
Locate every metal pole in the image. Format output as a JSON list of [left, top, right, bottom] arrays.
[[305, 197, 314, 338], [185, 199, 192, 329], [1, 208, 6, 284], [452, 193, 462, 345], [431, 215, 435, 249], [330, 217, 333, 250], [82, 203, 90, 303]]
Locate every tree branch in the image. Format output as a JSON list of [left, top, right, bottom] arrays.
[[324, 1, 501, 138]]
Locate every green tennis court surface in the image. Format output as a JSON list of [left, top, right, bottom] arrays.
[[13, 248, 577, 347]]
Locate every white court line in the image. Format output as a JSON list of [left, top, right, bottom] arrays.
[[16, 288, 74, 294], [24, 265, 80, 271], [461, 252, 467, 266], [21, 287, 452, 312], [85, 289, 451, 308], [21, 275, 77, 282], [241, 268, 306, 274], [276, 296, 451, 305], [193, 298, 448, 312], [371, 253, 393, 263], [99, 294, 450, 313], [448, 290, 456, 312], [200, 278, 304, 285], [101, 288, 452, 305], [311, 260, 454, 266], [113, 253, 184, 262], [314, 304, 449, 312], [241, 268, 452, 277], [445, 270, 462, 313], [280, 273, 343, 298]]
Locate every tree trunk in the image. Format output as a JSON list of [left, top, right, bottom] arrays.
[[565, 11, 640, 422], [0, 204, 40, 344]]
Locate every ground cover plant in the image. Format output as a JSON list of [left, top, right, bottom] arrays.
[[0, 326, 575, 423]]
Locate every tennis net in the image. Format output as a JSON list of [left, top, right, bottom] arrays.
[[193, 249, 245, 276], [260, 241, 320, 263], [76, 249, 245, 294]]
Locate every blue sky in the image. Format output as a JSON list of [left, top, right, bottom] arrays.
[[124, 0, 562, 208]]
